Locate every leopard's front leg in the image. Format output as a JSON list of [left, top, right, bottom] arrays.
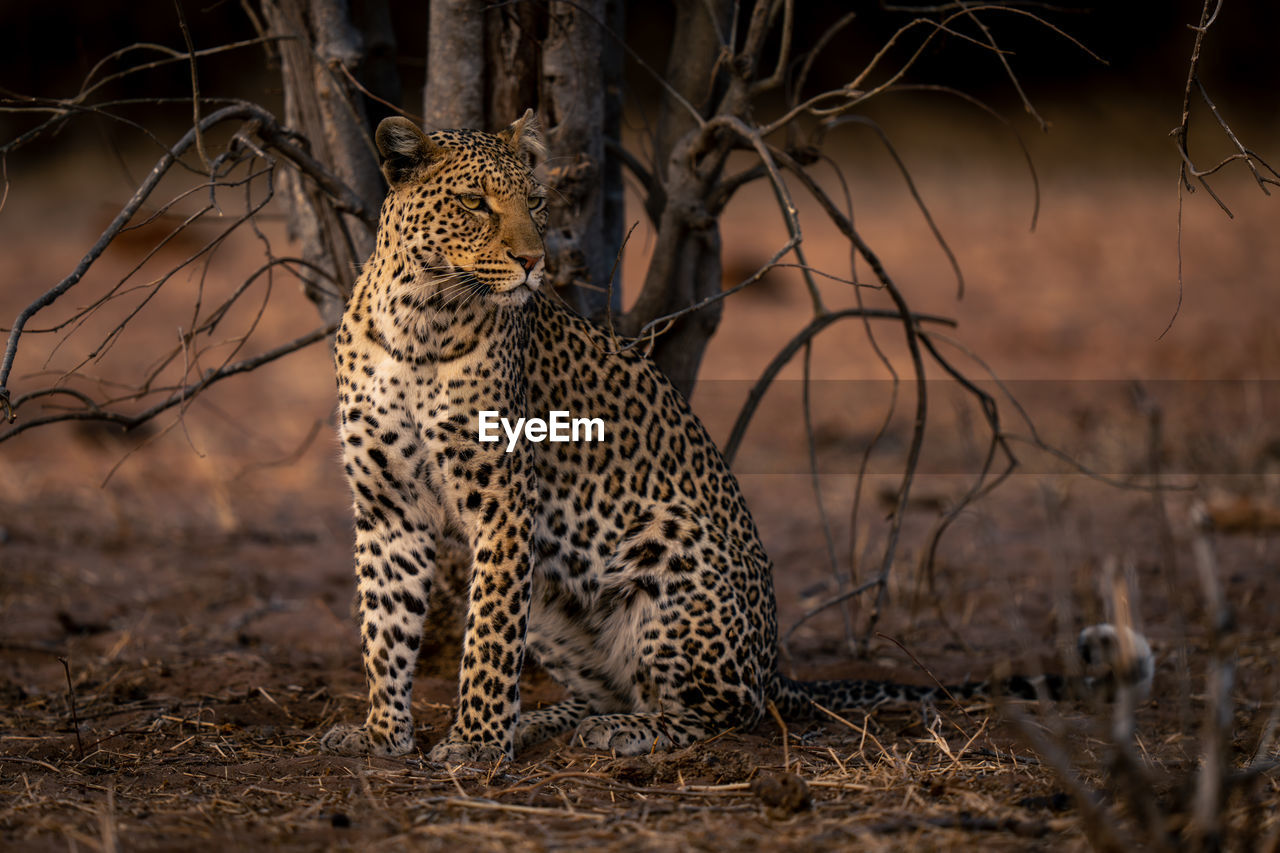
[[321, 495, 437, 757], [427, 452, 534, 764]]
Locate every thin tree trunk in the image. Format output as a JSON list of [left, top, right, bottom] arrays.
[[599, 0, 625, 316], [424, 0, 485, 129], [486, 2, 622, 320], [541, 0, 613, 319], [262, 0, 384, 326], [486, 2, 541, 132]]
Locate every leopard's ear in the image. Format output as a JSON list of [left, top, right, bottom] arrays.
[[498, 109, 545, 165], [376, 117, 440, 187]]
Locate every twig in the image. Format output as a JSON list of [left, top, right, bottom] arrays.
[[886, 83, 1041, 230], [800, 340, 849, 647], [422, 796, 606, 822], [1164, 0, 1278, 339], [333, 60, 422, 125], [783, 579, 882, 650], [1, 323, 336, 443], [0, 100, 369, 431], [822, 114, 965, 297], [722, 309, 956, 466], [789, 12, 856, 107], [173, 0, 211, 172], [911, 332, 1017, 594], [876, 633, 965, 706], [765, 700, 791, 773], [954, 2, 1050, 131], [58, 657, 85, 760]]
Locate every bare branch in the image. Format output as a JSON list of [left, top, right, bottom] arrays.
[[1, 323, 335, 443], [173, 0, 212, 172], [822, 115, 965, 297], [887, 83, 1042, 230], [751, 0, 793, 95], [1165, 0, 1277, 338], [789, 11, 855, 106], [722, 308, 957, 466], [764, 5, 1102, 138], [0, 101, 371, 424]]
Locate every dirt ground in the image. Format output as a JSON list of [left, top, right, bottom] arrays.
[[2, 101, 1279, 850]]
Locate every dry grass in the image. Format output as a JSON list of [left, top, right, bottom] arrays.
[[0, 662, 1105, 852]]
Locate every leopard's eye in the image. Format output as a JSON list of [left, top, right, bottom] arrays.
[[458, 194, 485, 211], [528, 195, 547, 214]]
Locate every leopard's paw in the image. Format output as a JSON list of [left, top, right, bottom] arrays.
[[426, 737, 510, 766], [574, 717, 668, 756], [319, 723, 412, 757]]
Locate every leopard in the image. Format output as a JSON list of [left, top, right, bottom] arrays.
[[319, 110, 1154, 764]]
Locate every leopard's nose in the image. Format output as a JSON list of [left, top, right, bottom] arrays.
[[510, 251, 542, 273]]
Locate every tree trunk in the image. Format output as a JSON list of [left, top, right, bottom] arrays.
[[423, 0, 485, 129], [486, 1, 541, 134], [540, 0, 615, 319], [599, 0, 625, 317], [618, 0, 730, 396], [484, 2, 622, 320], [261, 0, 387, 327]]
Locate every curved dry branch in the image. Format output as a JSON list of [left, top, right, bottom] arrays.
[[823, 115, 965, 298], [763, 4, 1101, 138], [746, 0, 794, 96], [1165, 0, 1279, 339], [1, 323, 336, 443], [722, 308, 957, 465], [765, 147, 935, 644], [911, 332, 1018, 597], [788, 11, 856, 108], [0, 37, 284, 162], [887, 83, 1042, 230], [0, 100, 372, 427]]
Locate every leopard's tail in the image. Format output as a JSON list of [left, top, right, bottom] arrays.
[[767, 623, 1154, 721], [768, 673, 1074, 719]]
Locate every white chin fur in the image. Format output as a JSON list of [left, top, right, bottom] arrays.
[[489, 285, 534, 306]]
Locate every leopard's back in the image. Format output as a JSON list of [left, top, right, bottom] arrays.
[[516, 294, 780, 729]]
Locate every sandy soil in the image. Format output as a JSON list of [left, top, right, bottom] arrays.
[[2, 101, 1279, 849]]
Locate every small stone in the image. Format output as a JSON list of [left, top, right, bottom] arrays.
[[750, 770, 812, 816]]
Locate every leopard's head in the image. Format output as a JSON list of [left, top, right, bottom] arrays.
[[374, 110, 548, 307]]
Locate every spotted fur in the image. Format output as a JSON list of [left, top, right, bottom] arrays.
[[319, 113, 1153, 763]]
